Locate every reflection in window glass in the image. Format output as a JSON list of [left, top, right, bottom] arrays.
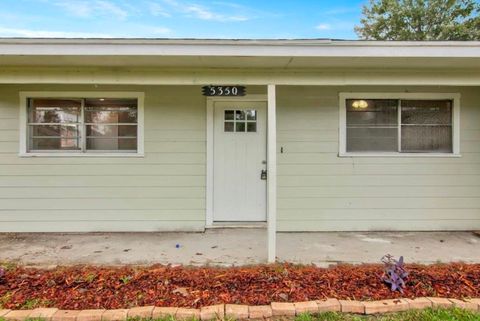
[[28, 99, 81, 151], [85, 99, 137, 151], [27, 97, 138, 153], [235, 110, 245, 120], [246, 110, 256, 120], [236, 122, 246, 132], [223, 109, 258, 133], [224, 110, 234, 120], [29, 99, 81, 123]]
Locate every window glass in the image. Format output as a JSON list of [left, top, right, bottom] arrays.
[[344, 98, 454, 154], [29, 99, 81, 123], [85, 99, 137, 151], [401, 100, 452, 152], [28, 99, 81, 151], [27, 97, 138, 153], [85, 99, 137, 123], [224, 109, 257, 133], [346, 99, 398, 152]]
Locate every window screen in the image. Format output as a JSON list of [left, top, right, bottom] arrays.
[[401, 100, 452, 153]]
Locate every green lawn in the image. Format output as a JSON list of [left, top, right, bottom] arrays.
[[0, 308, 479, 321], [296, 308, 480, 321]]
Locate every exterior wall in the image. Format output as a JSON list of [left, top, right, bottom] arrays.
[[1, 83, 479, 232], [277, 85, 480, 231], [0, 85, 207, 232]]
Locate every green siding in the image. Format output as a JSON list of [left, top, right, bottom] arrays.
[[276, 86, 480, 231], [0, 85, 206, 232], [1, 84, 479, 232]]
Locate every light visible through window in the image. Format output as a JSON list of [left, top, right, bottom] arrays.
[[224, 109, 257, 132], [346, 99, 453, 153], [27, 98, 138, 153]]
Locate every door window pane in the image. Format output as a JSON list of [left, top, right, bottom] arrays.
[[401, 100, 453, 152], [346, 99, 398, 152], [224, 109, 257, 133], [235, 122, 246, 132], [224, 122, 234, 132], [224, 110, 234, 120], [246, 110, 256, 120], [235, 110, 245, 120], [247, 122, 257, 132]]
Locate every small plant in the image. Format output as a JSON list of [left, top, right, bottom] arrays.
[[120, 275, 132, 285], [381, 254, 408, 293], [21, 298, 41, 309], [84, 273, 96, 283]]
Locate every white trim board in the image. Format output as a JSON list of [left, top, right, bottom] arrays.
[[205, 94, 268, 227], [338, 92, 461, 157], [267, 85, 277, 263], [1, 39, 479, 58], [19, 91, 145, 157]]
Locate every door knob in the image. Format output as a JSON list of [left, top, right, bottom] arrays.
[[260, 169, 267, 180]]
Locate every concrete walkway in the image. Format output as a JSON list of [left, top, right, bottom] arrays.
[[0, 230, 479, 267]]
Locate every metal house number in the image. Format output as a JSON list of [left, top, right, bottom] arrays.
[[202, 85, 246, 97]]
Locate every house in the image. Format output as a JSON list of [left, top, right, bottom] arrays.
[[0, 38, 479, 261]]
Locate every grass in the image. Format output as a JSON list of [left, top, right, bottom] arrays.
[[296, 308, 480, 320], [0, 308, 479, 321]]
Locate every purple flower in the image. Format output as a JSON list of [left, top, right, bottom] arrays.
[[381, 254, 408, 293]]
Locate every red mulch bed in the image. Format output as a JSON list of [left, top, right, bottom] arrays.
[[0, 263, 479, 310]]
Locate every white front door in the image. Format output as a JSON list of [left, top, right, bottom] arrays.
[[213, 100, 267, 222]]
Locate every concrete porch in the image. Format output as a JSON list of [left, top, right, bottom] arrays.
[[1, 229, 479, 267]]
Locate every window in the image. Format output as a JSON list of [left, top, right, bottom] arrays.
[[20, 92, 144, 156], [339, 93, 460, 156], [224, 109, 257, 132]]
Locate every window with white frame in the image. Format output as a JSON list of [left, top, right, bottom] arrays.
[[339, 94, 460, 155], [26, 97, 139, 154]]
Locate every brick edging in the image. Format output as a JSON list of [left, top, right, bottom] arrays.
[[0, 298, 479, 320]]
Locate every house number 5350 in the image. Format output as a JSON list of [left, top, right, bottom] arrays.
[[202, 85, 246, 97]]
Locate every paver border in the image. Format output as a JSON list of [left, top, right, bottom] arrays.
[[0, 298, 478, 321]]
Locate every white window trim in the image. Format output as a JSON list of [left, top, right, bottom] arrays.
[[19, 91, 145, 157], [338, 92, 461, 157]]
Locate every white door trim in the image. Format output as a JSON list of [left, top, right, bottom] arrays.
[[206, 94, 268, 227]]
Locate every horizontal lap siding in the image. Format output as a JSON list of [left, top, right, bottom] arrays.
[[0, 85, 206, 232], [277, 86, 480, 231]]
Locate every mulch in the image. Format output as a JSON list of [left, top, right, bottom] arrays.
[[0, 263, 479, 310]]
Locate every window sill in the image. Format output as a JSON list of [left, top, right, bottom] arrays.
[[339, 152, 462, 158], [19, 153, 145, 158]]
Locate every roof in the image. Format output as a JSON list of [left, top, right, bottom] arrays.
[[0, 38, 479, 69]]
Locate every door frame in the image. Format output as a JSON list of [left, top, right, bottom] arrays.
[[206, 94, 268, 227]]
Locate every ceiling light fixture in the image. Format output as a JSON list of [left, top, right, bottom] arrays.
[[352, 100, 368, 109]]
